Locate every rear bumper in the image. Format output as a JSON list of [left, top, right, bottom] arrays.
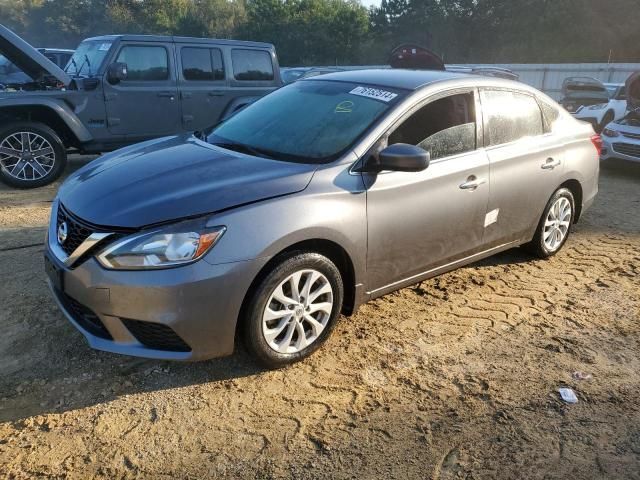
[[45, 247, 268, 361]]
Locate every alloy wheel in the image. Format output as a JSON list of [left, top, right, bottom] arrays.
[[543, 196, 572, 252], [0, 131, 56, 181], [262, 269, 334, 354]]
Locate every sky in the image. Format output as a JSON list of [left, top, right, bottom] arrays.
[[360, 0, 381, 8]]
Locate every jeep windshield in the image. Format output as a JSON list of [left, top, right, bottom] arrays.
[[208, 80, 405, 163], [66, 40, 112, 77]]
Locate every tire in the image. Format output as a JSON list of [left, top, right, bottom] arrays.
[[599, 110, 614, 132], [242, 252, 344, 368], [524, 187, 575, 259], [0, 122, 67, 189]]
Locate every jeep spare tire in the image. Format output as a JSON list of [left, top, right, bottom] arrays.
[[0, 122, 67, 188]]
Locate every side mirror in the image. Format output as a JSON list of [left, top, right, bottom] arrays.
[[107, 62, 128, 84], [372, 143, 430, 172]]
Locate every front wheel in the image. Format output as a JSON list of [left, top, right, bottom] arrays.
[[242, 252, 344, 368], [524, 187, 575, 259], [0, 122, 67, 188]]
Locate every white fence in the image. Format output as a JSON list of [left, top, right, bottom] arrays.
[[324, 63, 640, 99], [470, 63, 640, 99]]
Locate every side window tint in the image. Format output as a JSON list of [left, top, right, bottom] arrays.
[[182, 47, 225, 81], [539, 100, 560, 133], [481, 90, 543, 146], [388, 93, 476, 160], [116, 46, 169, 81], [232, 49, 274, 81], [182, 47, 212, 81]]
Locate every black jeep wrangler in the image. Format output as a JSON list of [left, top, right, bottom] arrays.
[[0, 24, 282, 188]]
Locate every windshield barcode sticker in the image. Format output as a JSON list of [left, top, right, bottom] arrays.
[[349, 86, 398, 103]]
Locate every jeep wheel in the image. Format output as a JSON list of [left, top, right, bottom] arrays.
[[0, 122, 67, 189]]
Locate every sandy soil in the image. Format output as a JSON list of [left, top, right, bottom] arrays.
[[0, 156, 639, 479]]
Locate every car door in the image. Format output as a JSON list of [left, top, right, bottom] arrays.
[[223, 48, 280, 116], [103, 42, 180, 139], [479, 89, 565, 248], [364, 89, 490, 292], [178, 45, 228, 131]]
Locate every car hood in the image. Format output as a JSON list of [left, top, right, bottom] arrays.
[[561, 77, 608, 101], [58, 136, 318, 228], [0, 24, 70, 85]]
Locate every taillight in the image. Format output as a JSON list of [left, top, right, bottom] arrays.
[[591, 134, 603, 155]]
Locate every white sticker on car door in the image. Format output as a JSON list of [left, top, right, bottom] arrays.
[[484, 208, 499, 227]]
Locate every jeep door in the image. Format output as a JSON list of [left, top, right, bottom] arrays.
[[177, 45, 228, 131], [364, 89, 490, 293], [479, 89, 565, 248], [103, 42, 180, 139]]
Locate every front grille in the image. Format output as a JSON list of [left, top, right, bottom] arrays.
[[56, 205, 96, 256], [58, 291, 113, 340], [121, 319, 191, 352], [612, 142, 640, 158], [622, 131, 640, 140]]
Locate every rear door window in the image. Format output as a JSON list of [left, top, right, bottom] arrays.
[[181, 47, 225, 81], [538, 100, 561, 133], [481, 90, 544, 146], [231, 49, 274, 81], [116, 45, 169, 81]]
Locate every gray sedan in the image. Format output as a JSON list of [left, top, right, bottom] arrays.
[[45, 69, 600, 367]]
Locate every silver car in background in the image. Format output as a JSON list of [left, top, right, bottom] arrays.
[[45, 70, 600, 368]]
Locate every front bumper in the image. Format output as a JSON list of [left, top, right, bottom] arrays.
[[601, 136, 640, 163], [45, 204, 268, 361]]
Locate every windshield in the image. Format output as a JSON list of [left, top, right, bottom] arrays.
[[66, 40, 112, 76], [208, 80, 404, 163]]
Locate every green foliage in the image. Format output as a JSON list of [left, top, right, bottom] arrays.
[[0, 0, 638, 65]]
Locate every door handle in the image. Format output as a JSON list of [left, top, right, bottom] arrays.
[[541, 158, 561, 170], [208, 91, 225, 97], [459, 176, 486, 190], [157, 92, 176, 100]]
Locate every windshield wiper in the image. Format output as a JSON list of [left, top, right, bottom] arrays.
[[64, 57, 77, 74], [212, 141, 274, 159], [84, 54, 92, 76]]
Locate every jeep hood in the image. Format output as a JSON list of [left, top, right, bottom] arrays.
[[0, 24, 70, 85], [58, 136, 318, 228]]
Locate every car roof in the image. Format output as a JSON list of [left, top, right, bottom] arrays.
[[83, 34, 274, 49], [300, 68, 479, 90]]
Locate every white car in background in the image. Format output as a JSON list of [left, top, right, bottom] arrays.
[[572, 81, 627, 132], [601, 115, 640, 163]]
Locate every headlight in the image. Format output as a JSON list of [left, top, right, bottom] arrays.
[[97, 218, 226, 270], [587, 103, 608, 110], [602, 128, 619, 138]]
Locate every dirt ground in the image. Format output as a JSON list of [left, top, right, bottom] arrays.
[[0, 156, 639, 479]]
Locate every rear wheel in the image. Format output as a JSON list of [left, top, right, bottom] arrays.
[[524, 187, 575, 259], [242, 252, 344, 368], [0, 122, 67, 188]]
